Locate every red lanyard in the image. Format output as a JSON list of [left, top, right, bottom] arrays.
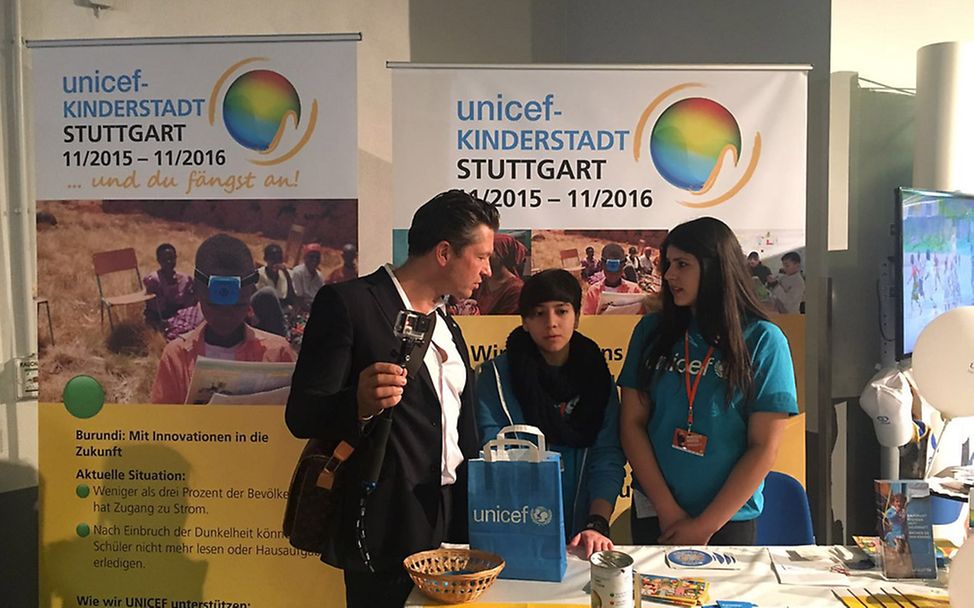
[[683, 332, 714, 432]]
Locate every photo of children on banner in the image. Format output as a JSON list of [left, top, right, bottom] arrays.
[[252, 242, 319, 347], [36, 199, 355, 404], [581, 243, 649, 315], [256, 243, 297, 309], [444, 231, 529, 316], [624, 246, 642, 282], [151, 234, 296, 404], [476, 269, 625, 561], [142, 243, 203, 341], [618, 217, 799, 546], [581, 246, 601, 280], [473, 233, 527, 315], [327, 243, 359, 284], [291, 243, 326, 311]]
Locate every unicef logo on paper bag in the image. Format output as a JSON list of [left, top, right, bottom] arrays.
[[208, 58, 318, 166], [471, 505, 554, 527], [633, 84, 761, 209], [530, 506, 553, 526]]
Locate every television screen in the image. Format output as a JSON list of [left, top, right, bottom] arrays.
[[897, 187, 974, 358]]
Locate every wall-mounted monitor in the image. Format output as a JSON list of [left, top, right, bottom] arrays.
[[896, 187, 974, 359]]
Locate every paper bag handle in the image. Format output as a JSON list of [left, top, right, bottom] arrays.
[[483, 438, 542, 463], [496, 424, 546, 454]]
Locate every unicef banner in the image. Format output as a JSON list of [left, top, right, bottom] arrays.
[[32, 34, 356, 200], [391, 64, 807, 317], [391, 66, 810, 516], [391, 65, 806, 227], [391, 65, 808, 320], [30, 35, 357, 608]]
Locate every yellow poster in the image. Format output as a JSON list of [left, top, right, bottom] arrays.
[[40, 403, 344, 608], [32, 34, 359, 607]]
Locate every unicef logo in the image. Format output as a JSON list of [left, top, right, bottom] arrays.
[[470, 505, 554, 526], [209, 59, 318, 166], [223, 70, 301, 152], [633, 84, 761, 209], [531, 506, 553, 526]]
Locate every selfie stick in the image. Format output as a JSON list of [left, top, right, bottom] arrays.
[[362, 336, 415, 490]]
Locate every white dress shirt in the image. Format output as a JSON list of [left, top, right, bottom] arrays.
[[383, 265, 466, 486]]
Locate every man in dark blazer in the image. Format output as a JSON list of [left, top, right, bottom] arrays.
[[286, 190, 500, 608]]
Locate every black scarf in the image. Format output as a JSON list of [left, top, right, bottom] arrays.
[[505, 327, 611, 448]]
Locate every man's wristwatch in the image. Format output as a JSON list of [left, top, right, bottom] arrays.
[[584, 514, 610, 538]]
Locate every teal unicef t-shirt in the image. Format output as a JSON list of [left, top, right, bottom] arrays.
[[618, 314, 798, 521]]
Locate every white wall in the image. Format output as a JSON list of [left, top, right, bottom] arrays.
[[832, 0, 974, 88]]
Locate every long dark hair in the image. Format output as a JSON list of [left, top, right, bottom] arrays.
[[639, 217, 770, 403]]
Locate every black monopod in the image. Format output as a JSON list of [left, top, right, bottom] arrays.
[[356, 309, 434, 572], [361, 309, 434, 489]]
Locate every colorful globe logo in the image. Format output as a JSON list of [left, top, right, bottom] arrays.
[[222, 70, 301, 152], [650, 98, 742, 192]]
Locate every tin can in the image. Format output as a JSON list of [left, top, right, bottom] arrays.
[[590, 550, 635, 608]]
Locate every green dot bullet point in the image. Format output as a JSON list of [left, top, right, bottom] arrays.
[[63, 376, 105, 419], [76, 523, 90, 538], [76, 484, 90, 498]]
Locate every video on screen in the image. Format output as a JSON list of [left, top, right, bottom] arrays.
[[899, 188, 974, 357]]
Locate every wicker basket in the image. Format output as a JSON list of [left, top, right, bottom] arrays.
[[403, 548, 505, 604]]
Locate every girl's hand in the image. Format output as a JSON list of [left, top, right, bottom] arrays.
[[657, 504, 691, 535], [567, 530, 614, 560], [658, 517, 717, 546]]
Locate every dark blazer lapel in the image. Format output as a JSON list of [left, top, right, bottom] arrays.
[[365, 269, 403, 333], [365, 268, 439, 403]]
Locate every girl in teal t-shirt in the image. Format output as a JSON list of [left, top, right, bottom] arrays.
[[618, 217, 798, 546]]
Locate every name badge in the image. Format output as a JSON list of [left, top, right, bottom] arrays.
[[672, 428, 708, 457]]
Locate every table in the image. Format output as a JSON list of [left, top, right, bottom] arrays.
[[405, 546, 949, 607]]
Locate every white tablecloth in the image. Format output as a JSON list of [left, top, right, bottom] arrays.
[[405, 545, 949, 607]]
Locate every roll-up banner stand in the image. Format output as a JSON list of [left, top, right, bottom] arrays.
[[30, 34, 358, 607], [390, 63, 810, 513], [391, 62, 808, 365]]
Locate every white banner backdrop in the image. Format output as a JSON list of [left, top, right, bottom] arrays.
[[31, 35, 357, 200], [392, 65, 807, 237]]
